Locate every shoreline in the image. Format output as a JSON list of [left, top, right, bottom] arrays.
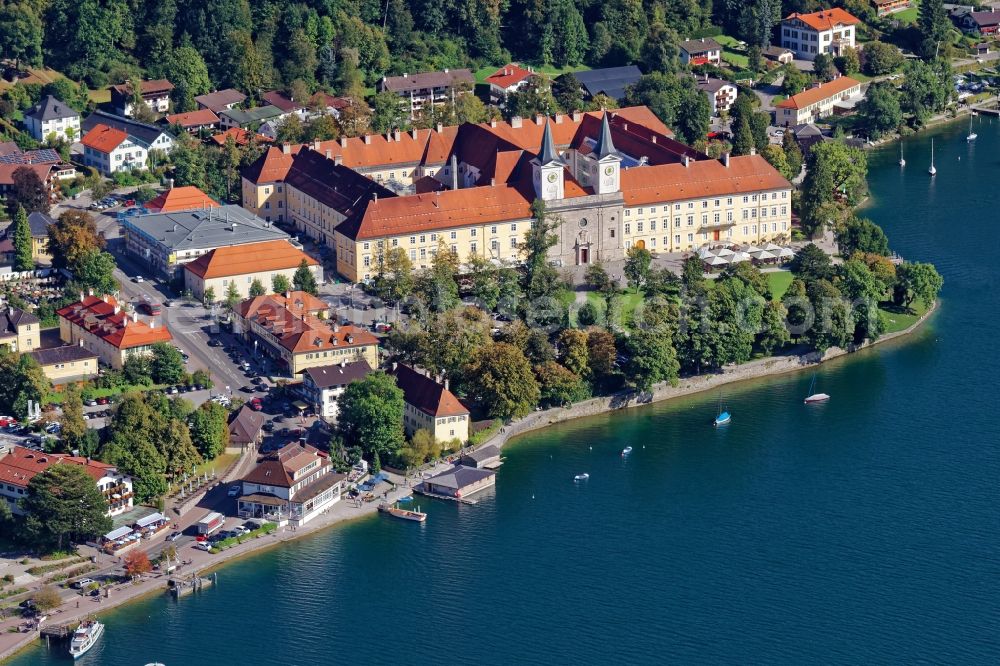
[[0, 302, 938, 664], [485, 299, 939, 452]]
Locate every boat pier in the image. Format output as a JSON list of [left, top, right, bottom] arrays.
[[413, 485, 479, 505], [167, 573, 217, 599], [970, 98, 1000, 116]]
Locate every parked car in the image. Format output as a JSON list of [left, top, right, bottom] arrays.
[[166, 531, 182, 542], [227, 485, 241, 497], [85, 399, 98, 407], [231, 526, 250, 536], [193, 542, 212, 552], [97, 397, 109, 405], [71, 578, 94, 590], [208, 339, 223, 347], [133, 276, 144, 283]]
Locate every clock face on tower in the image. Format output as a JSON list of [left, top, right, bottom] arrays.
[[604, 165, 615, 176], [546, 172, 558, 183]]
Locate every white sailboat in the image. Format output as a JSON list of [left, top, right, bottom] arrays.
[[804, 374, 830, 404], [967, 114, 977, 142], [899, 142, 905, 167], [928, 138, 937, 176]]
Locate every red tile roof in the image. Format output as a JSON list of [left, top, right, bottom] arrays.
[[391, 364, 469, 417], [0, 163, 52, 187], [145, 185, 219, 213], [486, 63, 536, 89], [261, 90, 300, 113], [57, 295, 172, 350], [164, 108, 220, 127], [620, 154, 791, 206], [339, 185, 534, 241], [242, 442, 328, 487], [184, 240, 317, 279], [776, 76, 861, 110], [209, 127, 273, 147], [784, 8, 861, 31], [81, 124, 127, 153], [238, 292, 377, 355], [0, 445, 118, 489]]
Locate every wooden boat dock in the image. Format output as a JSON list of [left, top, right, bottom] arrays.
[[413, 485, 478, 505], [167, 573, 216, 599]]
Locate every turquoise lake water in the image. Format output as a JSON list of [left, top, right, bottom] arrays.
[[12, 118, 1000, 664]]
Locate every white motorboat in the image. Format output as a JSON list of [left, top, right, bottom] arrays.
[[967, 114, 977, 142], [621, 446, 633, 456], [574, 473, 589, 482], [899, 142, 905, 167], [928, 138, 937, 176], [69, 620, 104, 659]]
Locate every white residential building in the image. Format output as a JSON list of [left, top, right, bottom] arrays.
[[23, 95, 80, 143], [781, 9, 860, 61], [81, 124, 150, 175], [301, 360, 373, 421]]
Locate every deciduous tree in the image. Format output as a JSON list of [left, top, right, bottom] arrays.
[[465, 342, 540, 419], [11, 206, 33, 271], [336, 371, 406, 464], [9, 166, 50, 216], [293, 259, 318, 295], [23, 465, 112, 552], [150, 342, 185, 385], [894, 261, 943, 309], [189, 401, 229, 459]]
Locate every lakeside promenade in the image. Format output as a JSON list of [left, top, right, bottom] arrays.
[[0, 459, 453, 663], [0, 300, 937, 663]]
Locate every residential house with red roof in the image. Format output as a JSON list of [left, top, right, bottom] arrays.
[[57, 293, 172, 368], [164, 108, 220, 134], [679, 38, 723, 66], [0, 445, 133, 516], [237, 441, 344, 526], [775, 76, 863, 126], [81, 123, 148, 175], [485, 63, 537, 105], [234, 291, 378, 375], [781, 9, 860, 60], [182, 239, 321, 302], [390, 363, 470, 442], [110, 79, 174, 117]]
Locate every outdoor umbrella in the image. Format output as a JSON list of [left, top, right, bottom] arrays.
[[729, 251, 751, 263], [750, 249, 777, 261]]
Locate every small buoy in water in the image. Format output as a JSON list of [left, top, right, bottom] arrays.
[[532, 494, 535, 499]]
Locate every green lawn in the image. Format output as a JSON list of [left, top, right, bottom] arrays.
[[767, 271, 794, 300], [771, 94, 787, 106], [713, 35, 751, 68], [893, 1, 920, 24], [879, 300, 929, 334], [473, 63, 591, 83]]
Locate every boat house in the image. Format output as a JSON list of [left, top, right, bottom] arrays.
[[422, 465, 496, 499], [460, 445, 503, 470]]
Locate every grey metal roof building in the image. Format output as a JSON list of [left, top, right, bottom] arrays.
[[121, 205, 292, 279], [220, 105, 284, 128], [25, 96, 77, 122], [573, 66, 643, 101]]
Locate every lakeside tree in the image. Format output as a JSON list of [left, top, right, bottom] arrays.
[[855, 83, 902, 140], [33, 587, 63, 612], [710, 277, 765, 366], [587, 329, 618, 384], [836, 217, 890, 257], [758, 300, 791, 354], [894, 262, 943, 309], [336, 371, 406, 467], [557, 329, 590, 379], [800, 141, 868, 236], [11, 206, 33, 271], [124, 550, 153, 578], [535, 360, 589, 406], [805, 279, 854, 351], [465, 342, 540, 420], [838, 258, 887, 341], [23, 465, 112, 552], [622, 325, 680, 392], [900, 59, 952, 126]]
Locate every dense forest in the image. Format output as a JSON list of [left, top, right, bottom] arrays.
[[0, 0, 885, 100]]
